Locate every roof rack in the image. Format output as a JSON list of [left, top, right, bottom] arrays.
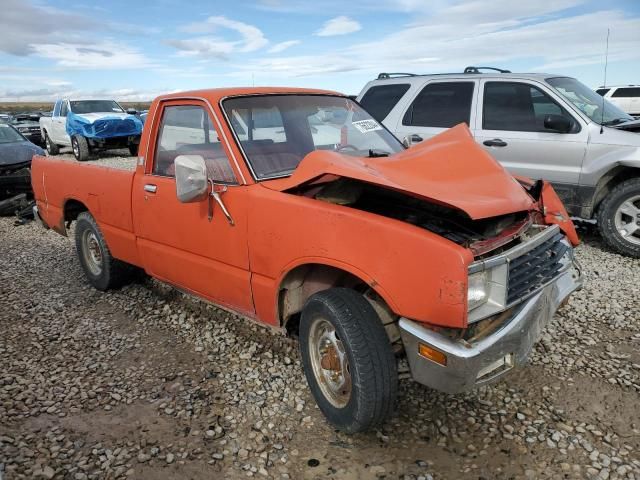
[[377, 72, 417, 80], [464, 66, 511, 74]]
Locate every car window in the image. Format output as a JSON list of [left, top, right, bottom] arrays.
[[596, 88, 610, 96], [153, 104, 236, 183], [223, 95, 404, 180], [402, 82, 474, 128], [359, 84, 410, 122], [611, 87, 640, 98], [53, 101, 61, 117], [60, 102, 68, 117], [483, 82, 575, 132]]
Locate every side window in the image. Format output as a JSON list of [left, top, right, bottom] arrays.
[[402, 82, 474, 128], [53, 100, 61, 117], [612, 87, 640, 98], [596, 88, 610, 96], [60, 102, 68, 117], [153, 105, 236, 183], [359, 84, 410, 122], [483, 82, 575, 132]]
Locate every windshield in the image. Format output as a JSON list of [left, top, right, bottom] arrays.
[[222, 94, 404, 180], [70, 100, 124, 114], [546, 77, 634, 126], [0, 124, 25, 143]]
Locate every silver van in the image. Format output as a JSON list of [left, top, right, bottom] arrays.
[[357, 67, 640, 257]]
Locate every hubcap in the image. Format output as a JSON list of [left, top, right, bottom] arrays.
[[614, 195, 640, 246], [82, 230, 103, 275], [73, 139, 79, 157], [308, 318, 352, 408]]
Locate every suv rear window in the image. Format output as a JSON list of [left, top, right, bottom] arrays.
[[596, 88, 610, 96], [611, 87, 640, 98], [402, 82, 474, 128], [359, 84, 410, 122]]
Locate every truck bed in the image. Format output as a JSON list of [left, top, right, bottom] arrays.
[[31, 155, 141, 266]]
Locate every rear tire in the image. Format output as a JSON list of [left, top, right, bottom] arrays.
[[44, 132, 59, 155], [72, 135, 90, 161], [75, 212, 138, 290], [596, 178, 640, 258], [299, 288, 397, 433], [128, 144, 139, 156]]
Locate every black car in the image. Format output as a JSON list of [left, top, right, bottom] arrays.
[[10, 113, 43, 146], [0, 123, 44, 202]]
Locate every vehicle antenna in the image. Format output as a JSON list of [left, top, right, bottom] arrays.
[[600, 28, 609, 134]]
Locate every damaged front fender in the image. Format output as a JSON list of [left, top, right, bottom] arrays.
[[539, 181, 579, 246]]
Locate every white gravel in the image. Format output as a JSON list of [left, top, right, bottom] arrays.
[[51, 148, 136, 171], [0, 218, 639, 479]]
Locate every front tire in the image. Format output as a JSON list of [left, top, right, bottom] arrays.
[[596, 178, 640, 258], [128, 144, 139, 156], [299, 288, 397, 433], [75, 212, 137, 290], [72, 135, 90, 161], [44, 132, 59, 155]]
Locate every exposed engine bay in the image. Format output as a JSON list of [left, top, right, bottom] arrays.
[[290, 177, 544, 257]]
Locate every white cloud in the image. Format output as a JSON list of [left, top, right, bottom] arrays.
[[31, 42, 152, 69], [268, 40, 300, 53], [236, 2, 640, 83], [315, 16, 362, 37], [172, 16, 268, 58], [0, 84, 163, 103]]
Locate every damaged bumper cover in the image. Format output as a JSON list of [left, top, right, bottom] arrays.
[[399, 232, 583, 394]]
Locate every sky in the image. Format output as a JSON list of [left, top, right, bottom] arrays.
[[0, 0, 639, 102]]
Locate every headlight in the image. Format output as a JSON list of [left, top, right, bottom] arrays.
[[467, 271, 489, 310], [18, 127, 29, 132]]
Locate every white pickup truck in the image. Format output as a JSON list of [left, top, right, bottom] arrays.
[[40, 99, 143, 161]]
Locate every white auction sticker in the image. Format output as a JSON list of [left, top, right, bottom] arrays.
[[352, 119, 382, 133]]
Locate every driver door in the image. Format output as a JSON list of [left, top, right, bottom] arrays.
[[132, 100, 255, 317]]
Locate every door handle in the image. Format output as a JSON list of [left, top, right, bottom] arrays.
[[483, 138, 508, 147], [143, 184, 157, 193]]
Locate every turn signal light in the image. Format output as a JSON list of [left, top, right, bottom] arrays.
[[418, 344, 447, 366]]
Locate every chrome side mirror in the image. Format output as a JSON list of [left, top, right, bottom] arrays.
[[402, 134, 423, 148], [175, 155, 208, 203]]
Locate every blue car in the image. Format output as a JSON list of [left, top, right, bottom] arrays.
[[0, 123, 45, 204]]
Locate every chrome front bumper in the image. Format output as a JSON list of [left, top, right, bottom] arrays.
[[399, 265, 582, 394]]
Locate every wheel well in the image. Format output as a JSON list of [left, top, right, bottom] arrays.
[[593, 166, 640, 213], [64, 199, 88, 224], [278, 264, 400, 344]]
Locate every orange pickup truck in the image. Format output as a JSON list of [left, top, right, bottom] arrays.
[[31, 87, 582, 433]]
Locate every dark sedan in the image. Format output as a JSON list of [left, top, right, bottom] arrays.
[[0, 123, 45, 201]]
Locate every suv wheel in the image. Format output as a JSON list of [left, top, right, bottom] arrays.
[[596, 178, 640, 257], [299, 288, 397, 433]]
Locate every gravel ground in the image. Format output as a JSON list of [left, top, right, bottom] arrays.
[[1, 191, 639, 479]]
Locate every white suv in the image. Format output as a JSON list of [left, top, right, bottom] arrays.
[[357, 67, 640, 257], [596, 86, 640, 118]]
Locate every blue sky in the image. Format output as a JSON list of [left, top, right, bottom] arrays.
[[0, 0, 639, 102]]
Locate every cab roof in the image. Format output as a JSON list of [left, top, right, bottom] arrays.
[[155, 87, 344, 104]]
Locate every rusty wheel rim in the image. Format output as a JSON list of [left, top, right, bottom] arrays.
[[308, 317, 352, 408], [82, 230, 103, 276]]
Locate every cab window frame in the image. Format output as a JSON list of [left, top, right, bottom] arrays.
[[150, 101, 238, 185]]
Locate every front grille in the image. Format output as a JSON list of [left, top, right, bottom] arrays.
[[507, 231, 568, 304]]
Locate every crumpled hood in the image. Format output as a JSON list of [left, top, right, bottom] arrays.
[[264, 124, 535, 220], [0, 141, 44, 166]]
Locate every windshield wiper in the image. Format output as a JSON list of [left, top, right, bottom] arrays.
[[602, 117, 631, 126], [367, 149, 390, 158]]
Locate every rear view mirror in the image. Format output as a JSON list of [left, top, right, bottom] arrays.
[[126, 108, 138, 115], [175, 155, 208, 203], [402, 134, 423, 148], [544, 114, 572, 133]]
